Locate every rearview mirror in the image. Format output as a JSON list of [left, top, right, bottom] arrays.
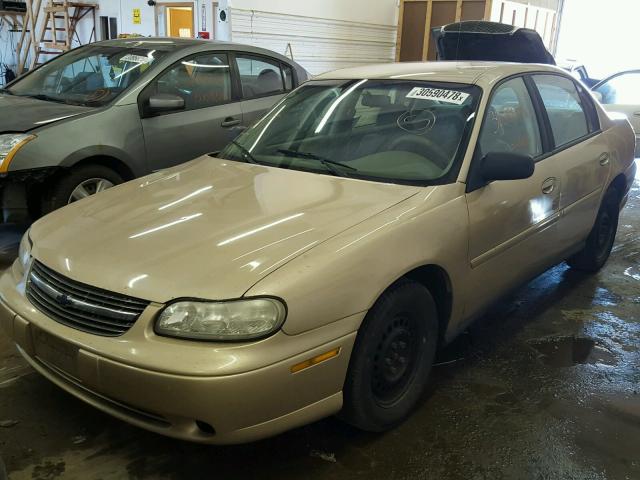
[[480, 152, 535, 182], [148, 94, 185, 114]]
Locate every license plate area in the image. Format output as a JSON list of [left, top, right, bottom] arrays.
[[32, 326, 79, 378]]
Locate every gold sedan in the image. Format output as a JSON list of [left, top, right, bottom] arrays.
[[0, 62, 636, 444]]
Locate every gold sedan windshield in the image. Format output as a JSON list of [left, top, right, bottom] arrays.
[[220, 79, 481, 185]]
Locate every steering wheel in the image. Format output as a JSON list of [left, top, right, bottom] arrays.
[[387, 134, 451, 168]]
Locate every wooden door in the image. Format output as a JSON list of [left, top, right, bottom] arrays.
[[397, 0, 492, 61]]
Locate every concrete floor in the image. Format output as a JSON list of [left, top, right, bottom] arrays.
[[0, 172, 638, 480]]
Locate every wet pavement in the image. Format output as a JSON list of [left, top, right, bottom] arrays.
[[0, 173, 639, 480]]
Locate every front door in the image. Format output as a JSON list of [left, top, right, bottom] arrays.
[[140, 51, 242, 171], [465, 76, 562, 315]]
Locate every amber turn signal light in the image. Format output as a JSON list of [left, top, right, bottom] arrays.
[[290, 348, 341, 373]]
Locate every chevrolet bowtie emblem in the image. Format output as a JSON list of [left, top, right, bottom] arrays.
[[55, 294, 73, 307]]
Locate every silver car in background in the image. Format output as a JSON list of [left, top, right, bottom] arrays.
[[0, 38, 308, 223]]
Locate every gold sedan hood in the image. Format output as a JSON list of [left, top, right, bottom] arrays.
[[30, 157, 420, 303]]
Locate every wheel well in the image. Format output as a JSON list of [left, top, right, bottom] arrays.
[[610, 174, 626, 202], [32, 156, 136, 217], [70, 156, 136, 181], [403, 265, 452, 346]]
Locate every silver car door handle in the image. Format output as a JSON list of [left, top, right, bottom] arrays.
[[633, 112, 640, 116], [598, 152, 610, 166], [541, 177, 556, 194], [221, 118, 241, 127]]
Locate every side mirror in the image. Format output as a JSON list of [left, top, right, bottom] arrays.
[[480, 152, 535, 182], [147, 94, 185, 114], [591, 90, 603, 103]]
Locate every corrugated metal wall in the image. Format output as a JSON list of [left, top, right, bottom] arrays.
[[229, 8, 397, 75]]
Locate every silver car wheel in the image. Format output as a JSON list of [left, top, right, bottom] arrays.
[[68, 178, 114, 204]]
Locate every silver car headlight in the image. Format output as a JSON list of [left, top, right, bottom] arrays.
[[18, 230, 32, 271], [155, 298, 287, 341], [0, 134, 36, 173]]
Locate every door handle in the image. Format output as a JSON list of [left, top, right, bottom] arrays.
[[541, 177, 556, 194], [598, 152, 610, 166], [221, 117, 241, 128], [633, 112, 640, 116]]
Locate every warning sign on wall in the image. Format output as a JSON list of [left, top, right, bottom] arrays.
[[133, 8, 141, 25]]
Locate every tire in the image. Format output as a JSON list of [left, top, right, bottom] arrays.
[[42, 164, 123, 214], [567, 187, 620, 272], [341, 280, 439, 432]]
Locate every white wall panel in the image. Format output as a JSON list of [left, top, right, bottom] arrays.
[[230, 0, 399, 27], [230, 8, 397, 75]]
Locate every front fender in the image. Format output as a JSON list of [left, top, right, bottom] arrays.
[[244, 183, 470, 337], [8, 104, 147, 177]]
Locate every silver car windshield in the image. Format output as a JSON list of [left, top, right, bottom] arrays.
[[7, 45, 167, 107], [220, 79, 481, 185]]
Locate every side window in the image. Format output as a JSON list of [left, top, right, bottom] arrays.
[[594, 72, 640, 105], [533, 75, 589, 148], [574, 81, 600, 132], [236, 55, 285, 98], [151, 52, 232, 111], [479, 77, 542, 158]]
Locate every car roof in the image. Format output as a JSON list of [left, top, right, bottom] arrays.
[[93, 38, 300, 66], [314, 61, 567, 88]]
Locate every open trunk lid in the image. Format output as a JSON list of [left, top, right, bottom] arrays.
[[431, 21, 555, 65]]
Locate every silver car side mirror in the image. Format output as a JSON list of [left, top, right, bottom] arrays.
[[148, 94, 185, 113]]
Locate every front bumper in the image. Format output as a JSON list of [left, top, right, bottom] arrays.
[[0, 260, 359, 444], [0, 168, 58, 224]]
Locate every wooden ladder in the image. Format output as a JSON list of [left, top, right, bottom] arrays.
[[0, 9, 26, 79], [17, 0, 97, 74]]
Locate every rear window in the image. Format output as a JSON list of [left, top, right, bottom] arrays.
[[236, 55, 285, 98]]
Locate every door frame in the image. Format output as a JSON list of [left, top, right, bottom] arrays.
[[154, 1, 196, 38], [211, 2, 219, 39]]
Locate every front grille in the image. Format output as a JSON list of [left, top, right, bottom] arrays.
[[26, 260, 149, 337]]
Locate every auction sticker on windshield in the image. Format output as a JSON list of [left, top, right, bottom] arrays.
[[121, 54, 151, 64], [406, 87, 470, 105]]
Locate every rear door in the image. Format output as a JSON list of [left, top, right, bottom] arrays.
[[464, 76, 562, 315], [139, 51, 242, 170], [233, 54, 295, 127], [531, 74, 612, 250]]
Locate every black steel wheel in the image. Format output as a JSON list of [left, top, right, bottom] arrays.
[[567, 187, 620, 272], [341, 280, 438, 432]]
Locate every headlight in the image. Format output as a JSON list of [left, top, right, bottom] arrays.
[[0, 134, 36, 173], [155, 298, 287, 341], [18, 230, 32, 270]]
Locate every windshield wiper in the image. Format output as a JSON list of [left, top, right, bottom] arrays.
[[276, 149, 357, 177], [229, 140, 260, 164]]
